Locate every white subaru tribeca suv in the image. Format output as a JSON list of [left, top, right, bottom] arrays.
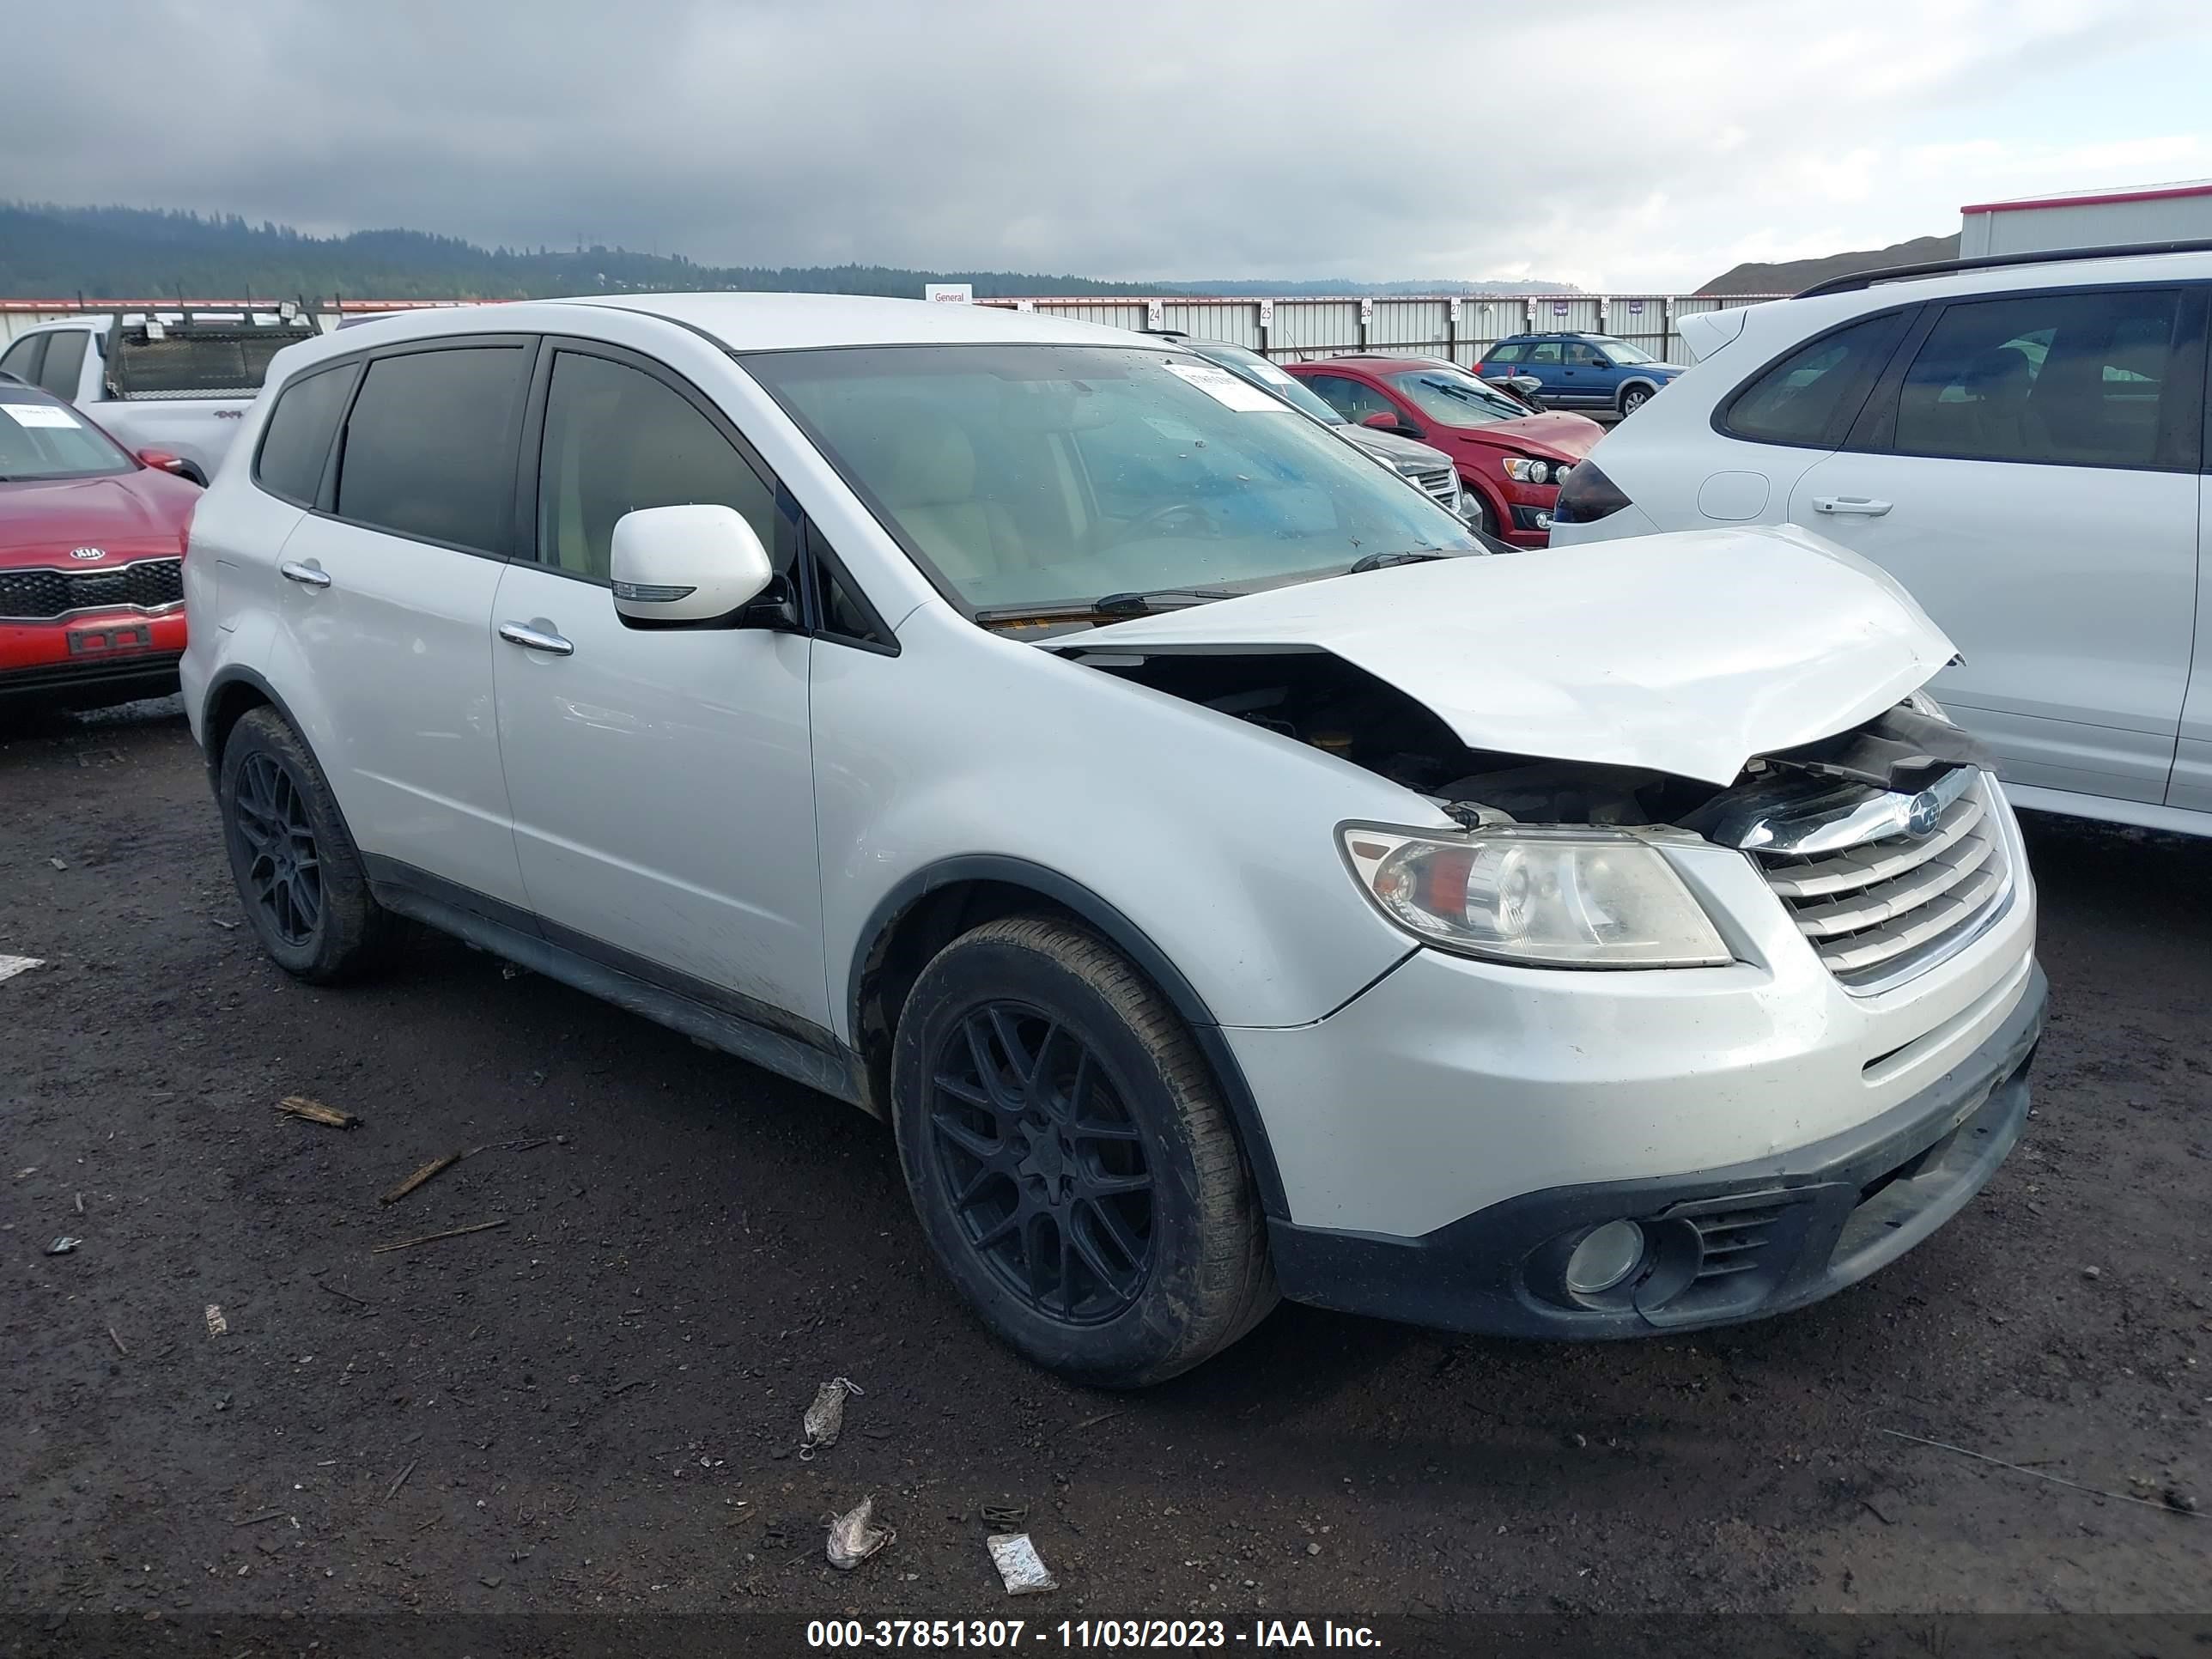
[[181, 295, 2043, 1385], [1549, 241, 2212, 836]]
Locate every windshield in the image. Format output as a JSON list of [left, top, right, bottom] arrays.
[[0, 395, 133, 481], [1183, 341, 1348, 425], [1592, 337, 1657, 365], [1386, 367, 1531, 427], [745, 344, 1478, 617]]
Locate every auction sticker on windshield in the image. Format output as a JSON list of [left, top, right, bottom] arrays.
[[1161, 360, 1286, 413], [2, 404, 81, 428]]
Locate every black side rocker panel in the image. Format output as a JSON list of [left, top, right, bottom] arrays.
[[362, 856, 861, 1106]]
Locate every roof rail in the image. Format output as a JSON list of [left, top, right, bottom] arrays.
[[1796, 236, 2212, 299]]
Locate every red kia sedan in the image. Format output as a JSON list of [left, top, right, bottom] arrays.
[[1285, 356, 1603, 545], [1, 381, 199, 708]]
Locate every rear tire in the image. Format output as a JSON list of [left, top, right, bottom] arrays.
[[890, 915, 1277, 1387], [218, 707, 389, 982]]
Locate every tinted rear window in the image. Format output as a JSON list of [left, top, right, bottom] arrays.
[[1485, 342, 1526, 363], [255, 364, 359, 506], [334, 347, 527, 552], [1721, 310, 1911, 447]]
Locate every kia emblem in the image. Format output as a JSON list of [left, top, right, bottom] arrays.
[[69, 547, 106, 561], [1904, 790, 1943, 839]]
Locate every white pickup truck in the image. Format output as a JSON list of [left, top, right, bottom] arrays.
[[0, 310, 319, 484]]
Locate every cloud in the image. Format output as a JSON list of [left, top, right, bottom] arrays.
[[3, 0, 2209, 290]]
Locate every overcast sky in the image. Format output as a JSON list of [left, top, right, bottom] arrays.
[[10, 0, 2212, 290]]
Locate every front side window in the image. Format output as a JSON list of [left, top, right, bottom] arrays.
[[0, 393, 134, 481], [1892, 289, 2184, 468], [1564, 343, 1607, 367], [255, 364, 358, 506], [745, 344, 1477, 617], [1387, 367, 1526, 427], [334, 346, 528, 552], [1591, 337, 1656, 365], [36, 331, 88, 400], [1721, 310, 1910, 448], [535, 350, 776, 582], [1300, 372, 1399, 424]]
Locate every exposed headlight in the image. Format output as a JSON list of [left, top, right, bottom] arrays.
[[1340, 825, 1732, 968], [1501, 456, 1553, 484]]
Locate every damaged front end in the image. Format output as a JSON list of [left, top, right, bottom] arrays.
[[1073, 643, 2014, 988]]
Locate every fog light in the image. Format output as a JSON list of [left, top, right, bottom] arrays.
[[1564, 1220, 1646, 1296]]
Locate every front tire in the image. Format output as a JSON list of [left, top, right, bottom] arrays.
[[1619, 383, 1653, 416], [218, 707, 388, 982], [890, 916, 1276, 1387]]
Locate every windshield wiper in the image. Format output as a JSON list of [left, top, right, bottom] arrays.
[[1345, 549, 1449, 574], [1091, 586, 1240, 617], [971, 586, 1242, 629]]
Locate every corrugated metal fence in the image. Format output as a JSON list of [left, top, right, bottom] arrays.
[[2, 292, 1785, 365], [977, 292, 1784, 366]]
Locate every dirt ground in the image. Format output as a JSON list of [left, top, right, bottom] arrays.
[[2, 697, 2206, 1636]]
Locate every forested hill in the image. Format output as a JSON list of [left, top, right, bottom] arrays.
[[0, 204, 1177, 302]]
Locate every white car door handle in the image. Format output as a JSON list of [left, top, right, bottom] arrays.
[[498, 620, 574, 657], [1810, 495, 1893, 516], [279, 561, 331, 588]]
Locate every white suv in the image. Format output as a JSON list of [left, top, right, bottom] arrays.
[[181, 295, 2043, 1385], [1549, 243, 2212, 836]]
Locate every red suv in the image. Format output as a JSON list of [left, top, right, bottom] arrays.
[[1, 381, 199, 708], [1285, 357, 1603, 545]]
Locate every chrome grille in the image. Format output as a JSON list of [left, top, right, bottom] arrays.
[[1751, 771, 2011, 992], [0, 558, 183, 621], [1408, 465, 1459, 509]]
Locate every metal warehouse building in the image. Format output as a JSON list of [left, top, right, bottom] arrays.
[[1960, 179, 2212, 255]]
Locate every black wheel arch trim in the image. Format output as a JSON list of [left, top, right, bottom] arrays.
[[850, 855, 1291, 1219]]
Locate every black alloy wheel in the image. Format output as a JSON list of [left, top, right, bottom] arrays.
[[927, 1001, 1155, 1323], [229, 749, 323, 947]]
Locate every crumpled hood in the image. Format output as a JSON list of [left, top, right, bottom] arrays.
[[1054, 523, 1957, 787]]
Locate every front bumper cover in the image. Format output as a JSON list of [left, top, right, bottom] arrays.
[[1268, 965, 2045, 1338]]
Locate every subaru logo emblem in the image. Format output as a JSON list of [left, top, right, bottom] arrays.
[[68, 547, 106, 562], [1904, 790, 1943, 839]]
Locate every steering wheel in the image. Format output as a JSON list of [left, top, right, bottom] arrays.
[[1125, 500, 1211, 539]]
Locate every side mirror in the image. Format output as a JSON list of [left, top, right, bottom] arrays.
[[137, 448, 191, 475], [609, 504, 774, 627], [1361, 410, 1408, 433]]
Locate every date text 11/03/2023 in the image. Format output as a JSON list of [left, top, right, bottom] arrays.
[[805, 1619, 1385, 1649]]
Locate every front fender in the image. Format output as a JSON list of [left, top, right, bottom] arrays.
[[811, 604, 1431, 1038]]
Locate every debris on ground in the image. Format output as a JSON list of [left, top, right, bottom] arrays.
[[987, 1531, 1059, 1595], [980, 1504, 1030, 1528], [204, 1305, 228, 1337], [107, 1326, 128, 1357], [276, 1097, 360, 1130], [1878, 1428, 2204, 1517], [826, 1498, 893, 1570], [45, 1237, 81, 1255], [371, 1218, 508, 1255], [47, 857, 67, 871], [379, 1151, 470, 1206], [799, 1376, 864, 1460], [2168, 1488, 2202, 1515], [0, 955, 43, 985]]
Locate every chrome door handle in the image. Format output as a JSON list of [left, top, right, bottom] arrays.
[[279, 561, 331, 588], [498, 620, 574, 657], [1810, 495, 1893, 516]]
